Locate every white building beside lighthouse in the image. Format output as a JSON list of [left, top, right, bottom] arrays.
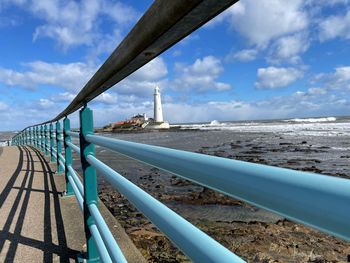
[[146, 86, 169, 129]]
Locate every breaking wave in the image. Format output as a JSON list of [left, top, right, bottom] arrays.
[[286, 117, 337, 123], [210, 120, 220, 126]]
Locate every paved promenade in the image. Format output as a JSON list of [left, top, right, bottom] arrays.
[[0, 146, 145, 262]]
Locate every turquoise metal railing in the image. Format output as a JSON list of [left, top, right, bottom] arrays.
[[11, 103, 350, 262], [9, 0, 350, 262]]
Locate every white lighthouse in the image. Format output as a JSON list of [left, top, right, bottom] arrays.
[[146, 86, 169, 129], [154, 86, 163, 122]]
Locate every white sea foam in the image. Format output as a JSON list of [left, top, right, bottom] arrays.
[[0, 141, 8, 147], [285, 117, 337, 123], [175, 119, 350, 137]]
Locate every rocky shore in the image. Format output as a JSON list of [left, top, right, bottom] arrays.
[[96, 131, 350, 262]]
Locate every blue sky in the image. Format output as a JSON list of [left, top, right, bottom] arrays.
[[0, 0, 350, 131]]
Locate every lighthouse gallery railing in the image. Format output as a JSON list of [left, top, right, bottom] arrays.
[[11, 1, 350, 262]]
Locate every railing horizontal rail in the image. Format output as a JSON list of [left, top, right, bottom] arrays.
[[86, 134, 350, 241], [88, 203, 127, 263], [66, 131, 79, 138], [89, 224, 112, 263], [67, 175, 83, 211], [86, 154, 244, 263], [58, 153, 65, 163], [58, 160, 65, 171], [67, 166, 83, 196], [66, 141, 80, 155]]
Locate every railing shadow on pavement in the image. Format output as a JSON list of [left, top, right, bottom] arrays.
[[0, 146, 79, 262]]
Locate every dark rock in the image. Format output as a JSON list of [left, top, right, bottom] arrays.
[[279, 142, 293, 145]]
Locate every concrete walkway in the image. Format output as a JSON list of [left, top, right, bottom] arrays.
[[0, 146, 145, 263]]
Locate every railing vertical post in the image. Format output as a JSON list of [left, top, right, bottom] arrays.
[[40, 125, 44, 151], [44, 124, 49, 156], [37, 126, 39, 149], [38, 126, 41, 149], [50, 123, 56, 163], [29, 127, 32, 145], [42, 125, 45, 151], [63, 117, 74, 196], [79, 105, 99, 262], [35, 126, 37, 148], [56, 121, 64, 174]]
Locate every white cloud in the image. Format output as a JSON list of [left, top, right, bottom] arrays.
[[112, 57, 168, 98], [225, 49, 258, 62], [0, 101, 8, 111], [313, 66, 350, 90], [225, 0, 308, 47], [94, 92, 117, 105], [307, 87, 327, 95], [3, 0, 139, 51], [216, 0, 310, 65], [52, 92, 77, 102], [173, 56, 230, 92], [0, 61, 96, 91], [268, 33, 309, 64], [255, 67, 304, 89], [38, 98, 54, 108], [128, 57, 168, 82], [319, 10, 350, 41], [0, 56, 168, 112]]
